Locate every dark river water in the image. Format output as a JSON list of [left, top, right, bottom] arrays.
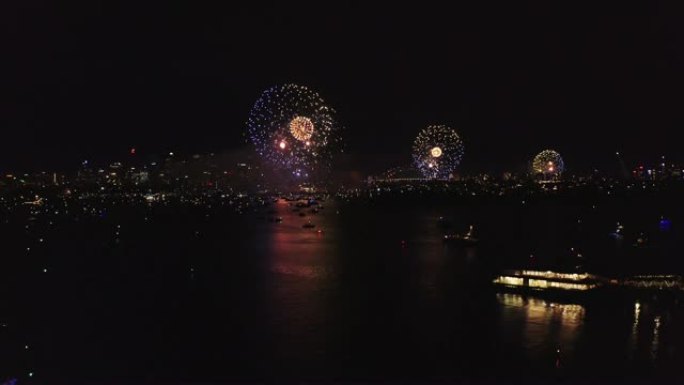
[[2, 196, 684, 383]]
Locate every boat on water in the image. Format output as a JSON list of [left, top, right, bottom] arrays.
[[494, 268, 684, 295], [443, 225, 478, 246], [609, 222, 624, 239], [302, 221, 315, 228], [437, 216, 452, 228], [493, 269, 605, 292], [632, 232, 650, 248]]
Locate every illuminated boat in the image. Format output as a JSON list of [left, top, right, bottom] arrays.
[[493, 270, 604, 292], [620, 275, 684, 291], [609, 222, 624, 239], [443, 225, 478, 246], [632, 232, 650, 248]]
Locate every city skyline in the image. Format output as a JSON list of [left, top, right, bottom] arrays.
[[4, 3, 684, 383]]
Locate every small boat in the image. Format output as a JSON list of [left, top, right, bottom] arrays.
[[302, 221, 315, 228], [443, 225, 478, 246], [609, 222, 624, 239], [633, 232, 649, 248], [437, 216, 452, 228]]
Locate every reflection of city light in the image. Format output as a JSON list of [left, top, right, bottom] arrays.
[[652, 315, 661, 360], [496, 293, 525, 306], [272, 263, 326, 279], [629, 301, 640, 358]]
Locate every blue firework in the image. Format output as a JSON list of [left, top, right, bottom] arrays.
[[247, 84, 340, 177], [412, 125, 465, 179]]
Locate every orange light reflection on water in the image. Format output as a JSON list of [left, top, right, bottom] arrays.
[[497, 293, 585, 365]]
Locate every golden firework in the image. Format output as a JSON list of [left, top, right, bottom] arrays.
[[430, 147, 443, 158], [532, 150, 564, 175], [289, 116, 314, 142]]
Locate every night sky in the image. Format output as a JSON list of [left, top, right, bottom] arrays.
[[2, 2, 684, 174]]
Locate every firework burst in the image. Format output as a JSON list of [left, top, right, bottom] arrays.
[[412, 125, 464, 179], [247, 84, 340, 178], [532, 149, 564, 176]]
